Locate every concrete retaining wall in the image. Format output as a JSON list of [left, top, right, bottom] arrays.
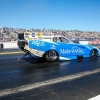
[[0, 42, 18, 49], [0, 41, 100, 49]]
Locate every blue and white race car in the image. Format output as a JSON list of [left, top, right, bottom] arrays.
[[17, 32, 100, 62]]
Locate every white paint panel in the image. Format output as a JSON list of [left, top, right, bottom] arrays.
[[3, 42, 18, 48], [88, 95, 100, 100], [79, 41, 88, 45]]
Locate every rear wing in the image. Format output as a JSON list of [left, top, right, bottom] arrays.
[[16, 32, 43, 41], [16, 32, 55, 42], [16, 32, 53, 51]]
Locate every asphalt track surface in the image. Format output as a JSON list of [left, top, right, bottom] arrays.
[[0, 49, 100, 100]]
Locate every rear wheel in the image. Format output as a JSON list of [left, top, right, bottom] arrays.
[[44, 50, 59, 62]]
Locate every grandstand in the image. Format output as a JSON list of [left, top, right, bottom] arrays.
[[0, 27, 100, 42]]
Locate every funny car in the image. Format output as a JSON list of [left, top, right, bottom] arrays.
[[17, 32, 100, 62]]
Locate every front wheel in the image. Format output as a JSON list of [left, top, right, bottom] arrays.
[[44, 50, 59, 62], [90, 49, 98, 57]]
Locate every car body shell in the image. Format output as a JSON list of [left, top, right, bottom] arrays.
[[27, 36, 100, 61]]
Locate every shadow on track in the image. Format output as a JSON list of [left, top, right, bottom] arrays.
[[17, 55, 61, 69], [17, 53, 100, 70], [18, 55, 100, 64]]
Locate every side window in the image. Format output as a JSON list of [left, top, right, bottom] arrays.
[[56, 37, 61, 42], [53, 37, 57, 42], [53, 37, 61, 42], [60, 37, 70, 43]]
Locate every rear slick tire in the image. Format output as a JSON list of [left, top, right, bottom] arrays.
[[44, 50, 59, 62]]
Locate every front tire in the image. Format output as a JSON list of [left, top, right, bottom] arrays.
[[44, 50, 59, 62], [90, 49, 98, 57]]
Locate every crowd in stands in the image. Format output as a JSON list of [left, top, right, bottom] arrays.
[[0, 26, 100, 42]]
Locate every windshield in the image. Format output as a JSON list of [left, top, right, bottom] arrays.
[[53, 37, 73, 43]]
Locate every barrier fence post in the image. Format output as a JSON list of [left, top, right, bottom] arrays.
[[1, 44, 3, 48], [0, 44, 3, 49]]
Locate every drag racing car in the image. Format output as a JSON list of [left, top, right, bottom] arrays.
[[17, 32, 100, 62]]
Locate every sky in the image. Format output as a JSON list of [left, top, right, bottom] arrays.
[[0, 0, 100, 31]]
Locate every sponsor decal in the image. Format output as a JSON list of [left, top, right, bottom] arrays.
[[28, 48, 44, 57], [32, 38, 38, 40], [36, 32, 42, 37], [51, 44, 56, 49], [25, 32, 30, 35], [28, 38, 32, 40], [32, 41, 45, 46], [31, 32, 35, 37], [60, 46, 84, 54]]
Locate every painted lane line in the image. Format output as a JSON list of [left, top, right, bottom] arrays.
[[88, 95, 100, 100], [0, 52, 24, 54], [0, 68, 100, 97], [0, 55, 22, 60]]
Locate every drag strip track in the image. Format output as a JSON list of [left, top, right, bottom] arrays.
[[0, 49, 100, 100]]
